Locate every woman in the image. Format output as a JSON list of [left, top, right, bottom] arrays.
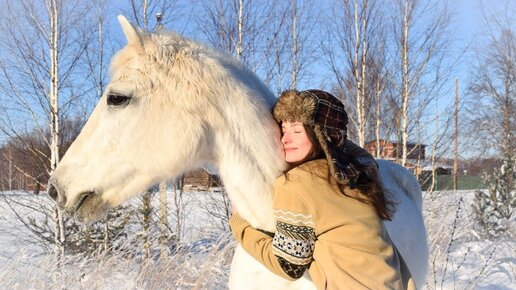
[[229, 90, 414, 289]]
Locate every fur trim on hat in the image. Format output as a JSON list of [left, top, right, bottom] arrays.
[[273, 90, 316, 124]]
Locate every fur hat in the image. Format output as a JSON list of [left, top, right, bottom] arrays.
[[273, 90, 362, 185]]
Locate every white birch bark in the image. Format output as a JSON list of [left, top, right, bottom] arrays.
[[358, 0, 369, 147], [291, 0, 298, 89], [48, 0, 65, 259], [375, 84, 382, 158], [353, 2, 364, 146], [400, 0, 410, 166], [236, 0, 244, 61]]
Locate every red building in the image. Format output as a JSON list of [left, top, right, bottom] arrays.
[[364, 139, 426, 160], [364, 139, 429, 175]]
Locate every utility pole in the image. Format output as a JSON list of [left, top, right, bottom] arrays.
[[453, 78, 459, 190]]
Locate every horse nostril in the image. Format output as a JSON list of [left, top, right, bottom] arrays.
[[47, 183, 58, 201], [47, 181, 67, 207]]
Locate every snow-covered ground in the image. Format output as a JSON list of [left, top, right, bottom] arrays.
[[422, 190, 515, 289], [0, 189, 514, 289]]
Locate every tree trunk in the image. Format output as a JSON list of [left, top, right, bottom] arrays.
[[49, 0, 65, 259], [400, 0, 410, 167], [103, 217, 109, 252], [133, 0, 152, 260], [374, 80, 382, 158], [143, 0, 149, 28], [429, 97, 439, 192], [141, 191, 152, 260], [7, 148, 13, 190], [353, 3, 363, 146], [96, 0, 105, 99], [171, 176, 184, 245], [159, 181, 168, 258], [236, 0, 244, 61], [291, 0, 298, 89]]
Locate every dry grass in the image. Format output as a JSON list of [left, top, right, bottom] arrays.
[[0, 233, 235, 289]]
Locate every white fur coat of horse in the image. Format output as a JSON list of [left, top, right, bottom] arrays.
[[47, 16, 428, 289]]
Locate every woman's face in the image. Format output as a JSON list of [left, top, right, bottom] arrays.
[[280, 121, 314, 163]]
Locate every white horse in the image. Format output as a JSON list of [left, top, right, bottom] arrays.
[[47, 16, 428, 289]]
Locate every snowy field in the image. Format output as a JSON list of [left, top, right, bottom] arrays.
[[0, 189, 514, 289]]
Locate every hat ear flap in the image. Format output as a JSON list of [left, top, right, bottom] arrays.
[[314, 126, 353, 185]]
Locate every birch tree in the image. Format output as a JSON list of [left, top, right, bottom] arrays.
[[253, 1, 290, 93], [0, 0, 96, 257], [324, 0, 388, 146], [392, 0, 453, 166], [198, 0, 261, 63], [467, 24, 515, 162], [277, 0, 318, 93], [199, 1, 285, 92], [49, 0, 67, 259], [199, 0, 318, 94]]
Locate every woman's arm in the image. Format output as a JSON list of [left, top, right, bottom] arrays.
[[229, 181, 316, 280], [229, 214, 304, 281]]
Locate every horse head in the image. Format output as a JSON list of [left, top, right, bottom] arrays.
[[47, 16, 284, 223]]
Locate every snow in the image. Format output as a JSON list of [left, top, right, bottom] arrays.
[[422, 190, 515, 289], [0, 189, 514, 289]]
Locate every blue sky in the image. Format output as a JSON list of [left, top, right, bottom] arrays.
[[1, 0, 513, 152]]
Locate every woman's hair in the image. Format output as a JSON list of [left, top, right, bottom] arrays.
[[285, 124, 394, 220]]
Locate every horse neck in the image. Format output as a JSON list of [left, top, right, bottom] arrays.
[[214, 108, 285, 232]]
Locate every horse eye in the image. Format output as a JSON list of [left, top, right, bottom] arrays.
[[107, 94, 130, 106]]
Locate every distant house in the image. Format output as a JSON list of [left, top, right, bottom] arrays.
[[183, 169, 221, 190], [364, 139, 426, 160], [420, 162, 453, 175], [364, 139, 451, 176]]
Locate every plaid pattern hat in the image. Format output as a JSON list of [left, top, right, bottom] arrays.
[[273, 90, 371, 185]]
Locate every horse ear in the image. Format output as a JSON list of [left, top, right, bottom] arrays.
[[117, 15, 143, 49]]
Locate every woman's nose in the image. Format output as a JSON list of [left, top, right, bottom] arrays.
[[281, 133, 291, 144]]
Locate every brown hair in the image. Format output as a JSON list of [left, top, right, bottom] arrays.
[[284, 124, 394, 220]]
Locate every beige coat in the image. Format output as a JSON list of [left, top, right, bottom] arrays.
[[230, 159, 412, 289]]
